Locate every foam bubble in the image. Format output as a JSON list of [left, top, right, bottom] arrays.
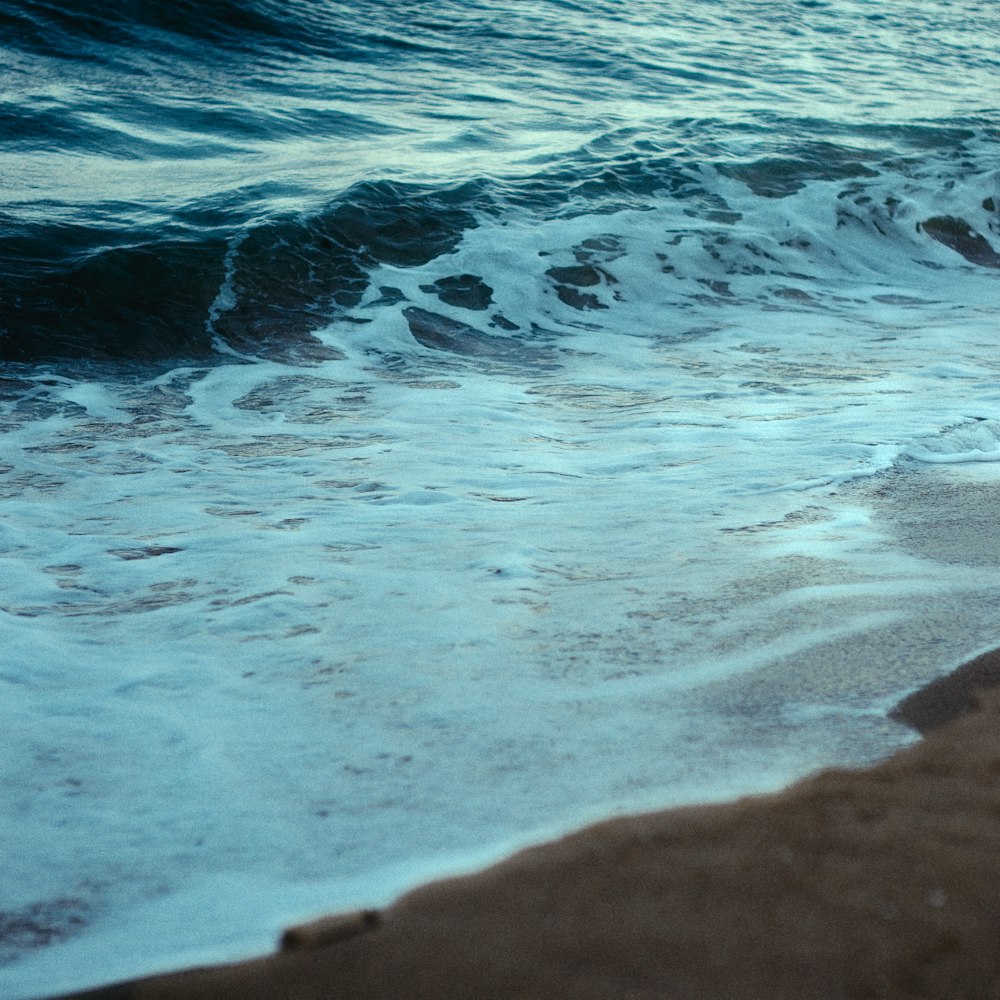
[[903, 420, 1000, 464]]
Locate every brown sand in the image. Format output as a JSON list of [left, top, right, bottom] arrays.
[[56, 653, 1000, 1000], [890, 646, 1000, 734]]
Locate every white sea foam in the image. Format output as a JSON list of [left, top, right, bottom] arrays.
[[902, 420, 1000, 464]]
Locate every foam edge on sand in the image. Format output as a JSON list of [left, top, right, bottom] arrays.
[[54, 645, 1000, 1000]]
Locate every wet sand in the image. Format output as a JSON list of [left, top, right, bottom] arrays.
[[55, 647, 1000, 1000]]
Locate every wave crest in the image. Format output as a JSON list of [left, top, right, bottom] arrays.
[[903, 420, 1000, 465]]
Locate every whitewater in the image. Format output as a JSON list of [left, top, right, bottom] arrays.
[[2, 1, 1000, 996]]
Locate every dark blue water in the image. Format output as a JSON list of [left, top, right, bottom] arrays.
[[3, 0, 998, 363]]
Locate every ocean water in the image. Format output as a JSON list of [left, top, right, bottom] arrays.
[[2, 1, 1000, 995]]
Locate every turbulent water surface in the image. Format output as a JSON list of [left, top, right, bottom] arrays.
[[2, 1, 1000, 995]]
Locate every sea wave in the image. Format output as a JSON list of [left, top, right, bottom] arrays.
[[903, 420, 1000, 465], [2, 124, 997, 364], [0, 180, 482, 362]]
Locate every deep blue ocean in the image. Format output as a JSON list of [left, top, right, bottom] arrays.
[[3, 2, 1000, 996], [3, 0, 998, 366]]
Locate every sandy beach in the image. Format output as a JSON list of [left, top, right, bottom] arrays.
[[52, 646, 1000, 1000]]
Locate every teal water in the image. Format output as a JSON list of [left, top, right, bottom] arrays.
[[2, 3, 1000, 996]]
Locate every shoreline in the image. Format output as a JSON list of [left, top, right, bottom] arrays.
[[53, 645, 1000, 1000], [889, 645, 1000, 734]]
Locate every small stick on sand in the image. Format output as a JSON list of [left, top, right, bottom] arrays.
[[280, 909, 381, 952]]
